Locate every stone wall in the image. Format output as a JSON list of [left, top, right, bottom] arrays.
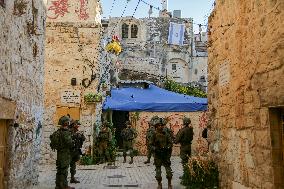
[[130, 111, 208, 156], [0, 0, 46, 188], [208, 0, 284, 188], [106, 17, 195, 84], [42, 0, 102, 164]]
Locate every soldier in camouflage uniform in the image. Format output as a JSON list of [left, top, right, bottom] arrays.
[[97, 121, 112, 163], [144, 117, 156, 164], [150, 117, 173, 189], [121, 121, 137, 164], [69, 120, 85, 183], [175, 117, 194, 176], [50, 116, 75, 189]]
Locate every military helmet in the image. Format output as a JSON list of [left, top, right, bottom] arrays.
[[58, 115, 70, 126], [153, 117, 167, 127], [102, 121, 109, 127], [70, 120, 81, 127], [183, 117, 191, 125], [149, 116, 160, 126]]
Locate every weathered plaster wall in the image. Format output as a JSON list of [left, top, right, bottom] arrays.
[[42, 0, 102, 164], [208, 0, 284, 188], [130, 111, 208, 156], [45, 0, 101, 24], [107, 17, 194, 84], [0, 0, 46, 188]]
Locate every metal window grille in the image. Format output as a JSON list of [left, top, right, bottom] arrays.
[[122, 23, 129, 39], [131, 24, 138, 38]]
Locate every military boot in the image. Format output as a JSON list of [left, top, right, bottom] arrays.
[[157, 179, 162, 189], [129, 157, 133, 164], [123, 156, 126, 163], [70, 176, 80, 183], [66, 186, 75, 189], [167, 177, 173, 189]]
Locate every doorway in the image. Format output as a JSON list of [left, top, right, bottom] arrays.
[[0, 120, 8, 189], [112, 111, 129, 149], [269, 107, 284, 189]]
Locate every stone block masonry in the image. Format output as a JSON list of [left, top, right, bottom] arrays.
[[0, 0, 46, 188], [208, 0, 284, 188]]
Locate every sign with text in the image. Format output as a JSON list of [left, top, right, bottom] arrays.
[[61, 90, 81, 104], [219, 61, 230, 86]]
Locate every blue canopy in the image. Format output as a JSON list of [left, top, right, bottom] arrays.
[[103, 84, 207, 112]]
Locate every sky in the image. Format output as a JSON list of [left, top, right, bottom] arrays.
[[100, 0, 215, 33]]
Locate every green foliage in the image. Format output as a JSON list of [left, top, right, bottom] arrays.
[[80, 154, 94, 165], [84, 92, 103, 102], [107, 122, 117, 162], [181, 156, 219, 189], [164, 79, 207, 98]]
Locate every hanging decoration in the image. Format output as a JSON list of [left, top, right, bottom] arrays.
[[105, 35, 122, 55]]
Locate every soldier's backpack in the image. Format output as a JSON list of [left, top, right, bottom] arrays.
[[50, 130, 62, 150]]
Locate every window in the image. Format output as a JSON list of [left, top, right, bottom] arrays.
[[172, 64, 177, 70], [195, 69, 198, 75], [131, 24, 138, 38], [200, 76, 206, 82], [122, 23, 129, 39]]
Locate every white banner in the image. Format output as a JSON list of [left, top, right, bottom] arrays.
[[168, 22, 185, 46]]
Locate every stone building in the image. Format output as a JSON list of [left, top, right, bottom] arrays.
[[103, 16, 195, 85], [208, 0, 284, 188], [191, 32, 208, 92], [0, 0, 46, 188], [42, 0, 102, 164]]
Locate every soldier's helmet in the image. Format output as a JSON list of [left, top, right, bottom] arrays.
[[102, 121, 109, 127], [153, 117, 167, 127], [150, 116, 160, 126], [125, 121, 131, 126], [58, 116, 70, 126], [183, 117, 191, 125], [70, 120, 81, 127]]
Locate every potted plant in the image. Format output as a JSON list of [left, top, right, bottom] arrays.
[[94, 93, 102, 102], [84, 92, 102, 103]]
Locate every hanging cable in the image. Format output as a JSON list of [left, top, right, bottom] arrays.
[[131, 0, 141, 18], [109, 0, 116, 17], [140, 0, 160, 10]]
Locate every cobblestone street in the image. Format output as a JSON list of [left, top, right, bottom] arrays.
[[32, 156, 185, 189]]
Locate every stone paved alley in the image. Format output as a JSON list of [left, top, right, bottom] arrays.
[[32, 156, 185, 189]]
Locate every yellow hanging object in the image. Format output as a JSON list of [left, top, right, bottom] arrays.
[[105, 40, 122, 55]]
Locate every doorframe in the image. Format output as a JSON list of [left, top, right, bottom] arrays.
[[269, 107, 284, 188]]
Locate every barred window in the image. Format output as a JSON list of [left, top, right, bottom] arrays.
[[172, 64, 177, 70], [131, 24, 138, 38], [122, 23, 129, 39]]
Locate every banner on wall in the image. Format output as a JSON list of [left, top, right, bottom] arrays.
[[168, 22, 185, 46]]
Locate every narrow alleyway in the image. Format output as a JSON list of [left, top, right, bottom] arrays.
[[32, 156, 185, 189]]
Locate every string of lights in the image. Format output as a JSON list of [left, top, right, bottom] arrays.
[[109, 0, 116, 17], [131, 0, 142, 18], [140, 0, 160, 10], [110, 0, 131, 35]]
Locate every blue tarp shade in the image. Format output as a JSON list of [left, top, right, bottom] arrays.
[[103, 84, 207, 112]]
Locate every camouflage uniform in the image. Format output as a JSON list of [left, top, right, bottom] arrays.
[[97, 122, 112, 163], [69, 120, 85, 183], [175, 117, 194, 174], [50, 116, 74, 189], [150, 117, 173, 189], [121, 121, 137, 164], [144, 123, 155, 164]]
